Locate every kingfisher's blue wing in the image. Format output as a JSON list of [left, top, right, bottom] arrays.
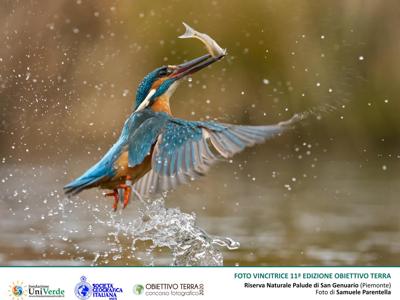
[[64, 109, 168, 195], [127, 111, 169, 167], [133, 114, 301, 196]]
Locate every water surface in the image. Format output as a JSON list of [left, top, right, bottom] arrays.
[[1, 154, 398, 266]]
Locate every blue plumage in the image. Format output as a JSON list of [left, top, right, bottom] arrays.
[[63, 140, 122, 195], [65, 105, 297, 197], [134, 68, 176, 110], [127, 113, 169, 167], [133, 115, 298, 196], [64, 109, 166, 195], [134, 67, 163, 110], [64, 38, 301, 205]]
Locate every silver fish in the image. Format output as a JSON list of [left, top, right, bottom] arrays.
[[179, 22, 227, 58]]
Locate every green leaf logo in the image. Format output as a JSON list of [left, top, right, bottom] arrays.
[[133, 284, 144, 295]]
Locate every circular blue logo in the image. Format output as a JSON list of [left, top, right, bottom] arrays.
[[12, 285, 24, 296], [74, 276, 93, 300]]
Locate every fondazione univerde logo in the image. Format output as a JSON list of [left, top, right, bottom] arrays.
[[9, 281, 65, 299], [75, 276, 123, 300], [9, 281, 27, 300]]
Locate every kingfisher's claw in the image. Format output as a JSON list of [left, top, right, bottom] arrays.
[[104, 189, 119, 211], [105, 176, 133, 211], [122, 187, 131, 209]]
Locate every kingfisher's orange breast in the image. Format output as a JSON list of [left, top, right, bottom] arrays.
[[148, 77, 174, 115], [100, 92, 171, 190], [150, 95, 172, 115], [100, 151, 152, 189]]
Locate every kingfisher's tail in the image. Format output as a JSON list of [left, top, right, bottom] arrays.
[[64, 136, 126, 196], [63, 162, 108, 196], [64, 175, 103, 196]]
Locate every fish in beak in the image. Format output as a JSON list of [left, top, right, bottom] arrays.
[[170, 22, 227, 80], [179, 22, 226, 58], [170, 53, 225, 80]]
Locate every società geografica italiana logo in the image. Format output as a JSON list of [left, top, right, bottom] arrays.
[[75, 276, 93, 300], [74, 276, 123, 300]]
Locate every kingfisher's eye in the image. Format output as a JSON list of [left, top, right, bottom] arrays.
[[159, 67, 172, 77]]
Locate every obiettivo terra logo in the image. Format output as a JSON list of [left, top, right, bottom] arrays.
[[133, 284, 144, 295], [74, 276, 124, 300], [9, 281, 28, 300]]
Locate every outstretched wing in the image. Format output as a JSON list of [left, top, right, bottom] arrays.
[[133, 114, 302, 196]]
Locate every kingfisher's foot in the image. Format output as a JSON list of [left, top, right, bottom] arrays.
[[104, 177, 133, 211], [122, 185, 132, 209], [104, 189, 119, 211], [119, 175, 133, 209]]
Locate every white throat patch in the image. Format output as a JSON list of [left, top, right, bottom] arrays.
[[134, 89, 156, 112], [165, 81, 180, 98], [134, 81, 180, 112]]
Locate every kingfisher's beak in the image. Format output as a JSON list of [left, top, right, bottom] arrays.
[[170, 53, 225, 80]]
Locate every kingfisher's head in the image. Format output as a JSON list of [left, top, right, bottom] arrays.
[[134, 54, 224, 111]]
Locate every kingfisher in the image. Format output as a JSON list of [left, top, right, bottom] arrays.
[[64, 41, 300, 211]]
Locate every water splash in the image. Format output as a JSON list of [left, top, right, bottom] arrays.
[[51, 196, 239, 266], [101, 198, 239, 266]]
